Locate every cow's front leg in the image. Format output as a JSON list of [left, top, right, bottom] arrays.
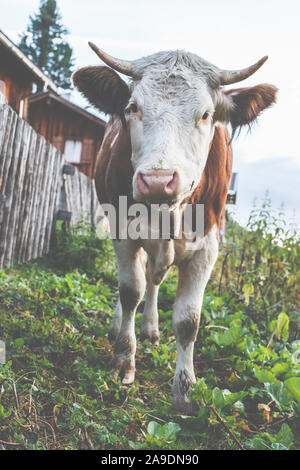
[[172, 230, 218, 414], [108, 297, 122, 344], [140, 262, 160, 345], [112, 240, 146, 384], [140, 240, 173, 345]]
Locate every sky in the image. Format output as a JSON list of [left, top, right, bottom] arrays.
[[1, 0, 300, 227]]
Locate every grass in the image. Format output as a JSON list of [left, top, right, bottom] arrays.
[[0, 199, 299, 450]]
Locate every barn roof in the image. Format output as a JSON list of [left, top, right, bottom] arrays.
[[27, 91, 106, 127], [0, 29, 58, 93]]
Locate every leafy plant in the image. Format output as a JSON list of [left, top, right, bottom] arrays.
[[0, 199, 299, 450]]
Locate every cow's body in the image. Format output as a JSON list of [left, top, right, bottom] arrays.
[[94, 117, 232, 411], [74, 47, 277, 413]]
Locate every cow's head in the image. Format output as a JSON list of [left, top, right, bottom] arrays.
[[73, 44, 277, 206]]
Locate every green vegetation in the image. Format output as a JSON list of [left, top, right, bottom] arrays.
[[0, 200, 299, 450]]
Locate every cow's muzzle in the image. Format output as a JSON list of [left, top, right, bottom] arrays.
[[136, 170, 180, 204]]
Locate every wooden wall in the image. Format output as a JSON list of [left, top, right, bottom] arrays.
[[0, 43, 38, 113], [28, 98, 104, 178], [63, 168, 104, 228]]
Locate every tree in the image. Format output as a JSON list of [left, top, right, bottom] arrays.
[[19, 0, 74, 89]]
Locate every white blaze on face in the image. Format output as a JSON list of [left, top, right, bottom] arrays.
[[125, 53, 218, 204]]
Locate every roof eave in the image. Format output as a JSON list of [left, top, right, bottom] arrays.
[[0, 30, 58, 94], [27, 91, 106, 127]]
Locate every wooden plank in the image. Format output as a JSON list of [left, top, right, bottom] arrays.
[[92, 180, 104, 226], [42, 146, 56, 254], [14, 126, 33, 262], [26, 135, 45, 261], [87, 175, 92, 225], [81, 170, 90, 224], [85, 174, 91, 219], [2, 117, 26, 267], [0, 102, 8, 154], [0, 109, 18, 268], [64, 173, 72, 217], [44, 149, 64, 253], [24, 134, 44, 261], [78, 171, 85, 223], [91, 178, 95, 228], [68, 171, 75, 221], [0, 104, 10, 185], [16, 129, 38, 262], [83, 172, 88, 212], [78, 171, 85, 222], [73, 170, 80, 225], [32, 136, 49, 258], [70, 169, 80, 226], [36, 141, 53, 257], [53, 154, 65, 230], [52, 151, 65, 227], [0, 107, 17, 198], [8, 121, 32, 266], [39, 145, 55, 256]]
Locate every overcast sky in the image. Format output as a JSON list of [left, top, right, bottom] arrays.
[[2, 0, 300, 227]]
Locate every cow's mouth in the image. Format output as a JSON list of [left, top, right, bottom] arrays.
[[142, 197, 178, 207], [134, 183, 195, 211]]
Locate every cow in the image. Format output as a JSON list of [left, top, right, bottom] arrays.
[[73, 44, 277, 414]]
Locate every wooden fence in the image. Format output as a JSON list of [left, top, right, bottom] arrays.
[[62, 165, 104, 229], [0, 92, 104, 270]]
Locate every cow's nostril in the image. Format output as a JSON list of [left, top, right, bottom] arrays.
[[137, 172, 150, 195], [136, 170, 180, 199], [165, 171, 179, 194]]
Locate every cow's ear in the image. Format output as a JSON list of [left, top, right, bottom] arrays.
[[214, 84, 278, 135], [73, 66, 130, 116]]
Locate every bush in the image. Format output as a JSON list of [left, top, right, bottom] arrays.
[[48, 218, 115, 279], [217, 195, 300, 341]]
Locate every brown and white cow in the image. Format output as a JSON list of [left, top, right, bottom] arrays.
[[73, 44, 277, 413]]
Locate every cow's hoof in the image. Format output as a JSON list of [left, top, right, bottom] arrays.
[[172, 369, 196, 415], [172, 400, 198, 416], [112, 354, 135, 384], [140, 329, 160, 346]]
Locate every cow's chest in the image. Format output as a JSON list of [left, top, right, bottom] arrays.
[[141, 233, 209, 285]]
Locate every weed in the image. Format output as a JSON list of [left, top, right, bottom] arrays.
[[0, 200, 299, 449]]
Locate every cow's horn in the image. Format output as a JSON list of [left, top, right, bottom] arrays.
[[88, 42, 134, 76], [219, 56, 268, 85]]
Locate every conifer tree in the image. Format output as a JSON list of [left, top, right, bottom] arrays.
[[19, 0, 74, 89]]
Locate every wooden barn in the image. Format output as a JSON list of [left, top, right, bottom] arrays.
[[0, 29, 58, 113], [0, 29, 106, 178], [25, 91, 106, 178]]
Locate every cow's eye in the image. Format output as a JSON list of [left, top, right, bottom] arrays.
[[126, 102, 138, 114], [196, 111, 211, 127], [130, 103, 138, 113]]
